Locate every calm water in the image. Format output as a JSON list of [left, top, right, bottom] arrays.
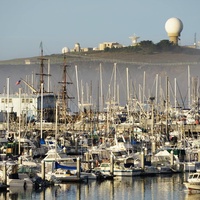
[[0, 173, 199, 200]]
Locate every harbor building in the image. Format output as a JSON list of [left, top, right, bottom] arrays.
[[0, 93, 56, 123]]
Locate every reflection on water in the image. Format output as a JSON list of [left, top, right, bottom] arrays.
[[0, 173, 198, 200]]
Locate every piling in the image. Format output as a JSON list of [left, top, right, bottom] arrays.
[[29, 149, 33, 157], [63, 147, 66, 153], [2, 162, 7, 185], [75, 138, 78, 152], [198, 150, 200, 162], [141, 151, 144, 170], [18, 156, 22, 165], [85, 152, 90, 170], [102, 136, 105, 144], [110, 155, 114, 176], [41, 160, 45, 180], [144, 148, 147, 156], [77, 157, 80, 178], [151, 142, 156, 154], [170, 151, 174, 166]]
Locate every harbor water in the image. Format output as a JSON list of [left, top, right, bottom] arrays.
[[1, 173, 199, 200]]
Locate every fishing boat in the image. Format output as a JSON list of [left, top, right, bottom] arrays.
[[183, 172, 200, 191]]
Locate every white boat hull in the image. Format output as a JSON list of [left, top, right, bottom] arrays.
[[7, 177, 33, 188], [184, 182, 200, 190], [95, 169, 142, 177]]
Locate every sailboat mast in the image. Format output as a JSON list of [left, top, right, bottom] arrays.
[[75, 65, 80, 111], [126, 68, 129, 103], [114, 63, 117, 103], [188, 65, 191, 108], [174, 78, 177, 112], [40, 83, 43, 139], [18, 87, 21, 155], [100, 63, 103, 112], [6, 77, 9, 132], [40, 42, 44, 92], [47, 59, 50, 93], [117, 84, 119, 107], [143, 71, 146, 104], [166, 76, 169, 137], [55, 101, 58, 156], [58, 53, 74, 124], [36, 42, 50, 93], [62, 54, 67, 123], [126, 68, 130, 117], [155, 74, 158, 104]]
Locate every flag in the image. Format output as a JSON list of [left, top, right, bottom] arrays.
[[16, 80, 21, 85]]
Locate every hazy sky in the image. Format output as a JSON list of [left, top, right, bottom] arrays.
[[0, 1, 199, 60]]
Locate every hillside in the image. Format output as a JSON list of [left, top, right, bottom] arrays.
[[1, 47, 200, 66], [0, 47, 199, 109]]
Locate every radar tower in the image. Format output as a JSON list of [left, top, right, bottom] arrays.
[[129, 34, 140, 46]]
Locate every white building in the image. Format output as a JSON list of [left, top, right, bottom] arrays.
[[0, 93, 56, 122], [99, 42, 123, 51], [74, 43, 81, 52], [0, 93, 37, 119]]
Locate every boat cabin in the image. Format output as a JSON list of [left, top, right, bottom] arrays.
[[188, 173, 200, 183]]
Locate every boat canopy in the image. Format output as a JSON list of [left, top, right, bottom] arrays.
[[55, 162, 77, 171]]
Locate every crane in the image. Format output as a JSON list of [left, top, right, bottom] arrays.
[[20, 78, 38, 94]]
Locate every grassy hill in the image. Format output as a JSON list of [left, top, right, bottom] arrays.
[[1, 46, 200, 66], [0, 46, 199, 109]]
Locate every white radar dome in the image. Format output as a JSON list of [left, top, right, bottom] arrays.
[[62, 47, 70, 54], [165, 17, 183, 35]]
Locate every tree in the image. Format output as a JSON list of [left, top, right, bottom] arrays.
[[139, 40, 156, 53], [156, 40, 174, 51]]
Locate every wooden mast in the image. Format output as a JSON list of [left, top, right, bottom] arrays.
[[58, 52, 74, 124]]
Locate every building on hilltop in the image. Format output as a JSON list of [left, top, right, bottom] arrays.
[[99, 42, 123, 51], [67, 40, 127, 52], [81, 47, 93, 52], [62, 47, 70, 54], [73, 43, 81, 52], [25, 59, 31, 65]]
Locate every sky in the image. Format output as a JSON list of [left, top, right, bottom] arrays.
[[0, 1, 199, 60]]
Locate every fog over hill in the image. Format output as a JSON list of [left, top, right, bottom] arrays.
[[0, 49, 200, 111]]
